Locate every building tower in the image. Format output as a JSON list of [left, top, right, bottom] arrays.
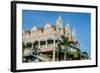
[[56, 16, 63, 34], [71, 28, 76, 42], [65, 23, 70, 37]]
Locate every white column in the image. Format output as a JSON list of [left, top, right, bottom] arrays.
[[54, 40, 56, 46], [53, 40, 55, 61], [57, 50, 58, 61], [39, 41, 40, 49], [31, 42, 33, 50], [46, 40, 47, 48]]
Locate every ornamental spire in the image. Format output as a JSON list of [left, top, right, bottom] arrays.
[[71, 27, 76, 41], [65, 23, 70, 34]]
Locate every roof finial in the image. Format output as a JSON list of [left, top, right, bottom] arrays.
[[72, 27, 76, 38], [65, 22, 70, 33]]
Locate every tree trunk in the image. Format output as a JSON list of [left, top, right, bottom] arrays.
[[64, 46, 67, 61]]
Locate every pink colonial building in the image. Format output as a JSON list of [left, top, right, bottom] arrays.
[[23, 16, 79, 61]]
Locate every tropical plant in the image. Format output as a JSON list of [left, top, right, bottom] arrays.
[[69, 44, 81, 60], [23, 42, 33, 62], [81, 51, 89, 60], [57, 43, 63, 61], [26, 42, 32, 48], [58, 35, 81, 60], [33, 41, 39, 57], [58, 35, 69, 60], [22, 42, 26, 53]]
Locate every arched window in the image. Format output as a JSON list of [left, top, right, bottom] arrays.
[[40, 41, 46, 45], [55, 40, 58, 43], [33, 41, 38, 48], [47, 39, 53, 44]]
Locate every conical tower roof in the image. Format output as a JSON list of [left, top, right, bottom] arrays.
[[56, 15, 62, 26]]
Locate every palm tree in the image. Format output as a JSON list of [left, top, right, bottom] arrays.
[[58, 35, 69, 60], [58, 35, 81, 60], [76, 49, 81, 60], [57, 43, 63, 61]]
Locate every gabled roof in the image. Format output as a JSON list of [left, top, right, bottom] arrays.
[[44, 23, 51, 28], [31, 26, 37, 31]]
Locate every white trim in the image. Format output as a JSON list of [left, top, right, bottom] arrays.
[[16, 3, 96, 70]]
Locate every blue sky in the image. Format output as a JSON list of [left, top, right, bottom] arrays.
[[22, 10, 91, 56]]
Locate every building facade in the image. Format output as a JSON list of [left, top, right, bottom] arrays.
[[23, 16, 79, 61]]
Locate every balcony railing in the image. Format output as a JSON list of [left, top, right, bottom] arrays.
[[40, 44, 56, 49]]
